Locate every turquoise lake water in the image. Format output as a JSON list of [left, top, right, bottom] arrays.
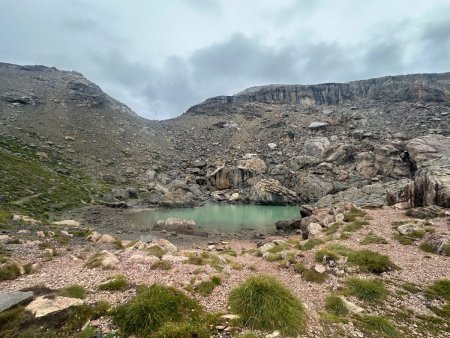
[[129, 204, 300, 233]]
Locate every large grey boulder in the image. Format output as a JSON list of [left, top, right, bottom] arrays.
[[249, 179, 298, 205], [406, 135, 450, 207], [0, 291, 34, 312]]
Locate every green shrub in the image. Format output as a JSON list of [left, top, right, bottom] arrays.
[[229, 275, 306, 336], [153, 322, 210, 338], [361, 231, 388, 245], [57, 284, 87, 299], [360, 315, 398, 337], [112, 284, 203, 337], [293, 262, 306, 274], [194, 276, 222, 296], [151, 260, 172, 270], [0, 263, 21, 281], [345, 277, 388, 302], [324, 295, 349, 317], [98, 274, 129, 291]]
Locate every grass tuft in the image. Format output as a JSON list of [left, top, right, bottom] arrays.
[[361, 231, 388, 245], [112, 284, 203, 337], [98, 274, 129, 291], [425, 279, 450, 301], [345, 277, 388, 302], [360, 315, 398, 337], [57, 284, 87, 299], [151, 260, 173, 270], [343, 207, 367, 222], [153, 322, 210, 338], [324, 295, 349, 317], [0, 262, 21, 280], [298, 238, 324, 251], [194, 276, 222, 296], [342, 220, 369, 233], [229, 275, 306, 336]]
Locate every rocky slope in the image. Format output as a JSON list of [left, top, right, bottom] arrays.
[[1, 62, 450, 214]]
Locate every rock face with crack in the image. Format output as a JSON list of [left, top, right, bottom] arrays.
[[406, 135, 450, 207], [249, 179, 298, 205]]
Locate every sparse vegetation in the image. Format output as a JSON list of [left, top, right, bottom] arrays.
[[298, 238, 324, 251], [342, 219, 369, 233], [152, 322, 210, 338], [359, 315, 399, 337], [343, 207, 367, 222], [98, 274, 129, 291], [0, 262, 21, 281], [324, 295, 349, 317], [112, 284, 204, 337], [151, 260, 172, 270], [345, 277, 389, 302], [361, 231, 388, 245], [229, 275, 306, 336], [425, 279, 450, 301], [315, 244, 397, 273], [148, 246, 166, 258], [194, 276, 222, 296], [324, 222, 340, 235], [57, 284, 87, 299]]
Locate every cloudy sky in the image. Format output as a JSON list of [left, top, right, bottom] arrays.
[[1, 0, 450, 119]]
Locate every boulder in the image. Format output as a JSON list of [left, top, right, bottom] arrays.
[[96, 234, 118, 244], [158, 189, 195, 208], [303, 137, 330, 157], [423, 234, 450, 256], [149, 239, 178, 253], [207, 166, 254, 190], [275, 219, 301, 231], [26, 296, 83, 318], [0, 291, 34, 312], [238, 155, 267, 174], [397, 224, 424, 235], [249, 179, 298, 205], [89, 250, 119, 269], [153, 218, 196, 234], [406, 135, 450, 207], [128, 254, 160, 264]]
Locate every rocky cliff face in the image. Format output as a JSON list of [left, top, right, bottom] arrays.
[[186, 72, 450, 115], [1, 63, 450, 209]]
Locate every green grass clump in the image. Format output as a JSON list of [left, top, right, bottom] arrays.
[[229, 275, 306, 336], [0, 209, 12, 224], [343, 207, 367, 222], [151, 260, 173, 270], [425, 279, 450, 301], [299, 238, 324, 251], [324, 295, 349, 317], [57, 284, 87, 299], [361, 231, 388, 245], [148, 246, 166, 259], [194, 276, 222, 296], [0, 262, 21, 280], [303, 269, 327, 283], [186, 255, 206, 265], [345, 277, 388, 302], [342, 220, 369, 233], [324, 222, 340, 235], [152, 322, 210, 338], [112, 284, 203, 337], [360, 315, 398, 337], [98, 274, 129, 291], [315, 245, 396, 273]]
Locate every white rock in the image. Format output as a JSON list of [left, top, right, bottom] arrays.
[[162, 254, 188, 263], [314, 264, 326, 274], [96, 234, 117, 244], [268, 143, 277, 150], [52, 220, 80, 227], [26, 296, 83, 317], [128, 254, 160, 264]]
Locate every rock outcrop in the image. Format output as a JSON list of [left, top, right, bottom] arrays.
[[249, 179, 298, 205], [406, 135, 450, 207]]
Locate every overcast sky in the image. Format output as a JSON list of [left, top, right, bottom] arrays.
[[1, 0, 450, 119]]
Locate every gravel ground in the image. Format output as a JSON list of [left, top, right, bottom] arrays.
[[1, 207, 449, 337]]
